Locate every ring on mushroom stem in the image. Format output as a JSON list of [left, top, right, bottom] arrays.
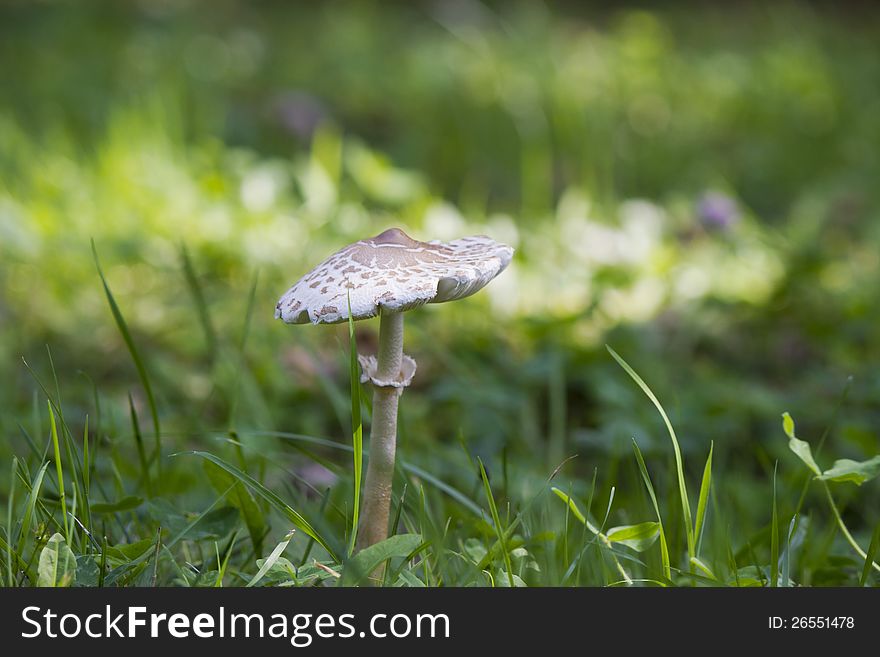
[[275, 227, 513, 572]]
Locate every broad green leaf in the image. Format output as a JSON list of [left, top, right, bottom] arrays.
[[818, 456, 880, 486], [90, 495, 144, 514], [606, 522, 661, 552], [781, 412, 821, 476], [105, 538, 155, 563], [395, 569, 426, 587], [74, 555, 100, 587], [189, 570, 221, 588], [38, 533, 77, 587], [511, 546, 541, 573], [290, 562, 341, 586], [341, 534, 423, 586], [247, 530, 295, 587], [462, 538, 488, 564], [493, 569, 527, 587], [252, 557, 299, 585], [782, 412, 796, 440], [728, 565, 767, 587]]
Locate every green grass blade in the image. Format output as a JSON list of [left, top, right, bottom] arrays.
[[782, 413, 880, 574], [150, 527, 163, 587], [466, 469, 561, 575], [16, 462, 49, 565], [45, 347, 85, 525], [780, 515, 796, 588], [48, 402, 70, 543], [92, 240, 161, 472], [99, 535, 108, 588], [163, 488, 233, 550], [347, 293, 363, 556], [213, 530, 239, 587], [82, 416, 90, 498], [20, 358, 88, 539], [6, 458, 17, 586], [45, 347, 90, 544], [631, 439, 672, 581], [245, 430, 484, 518], [180, 243, 217, 358], [90, 496, 144, 514], [859, 523, 880, 586], [81, 370, 102, 466], [727, 541, 740, 587], [609, 346, 694, 560], [400, 462, 483, 518], [129, 394, 154, 498], [689, 556, 718, 581], [382, 484, 409, 586], [465, 465, 573, 577], [180, 451, 338, 560], [551, 487, 597, 534], [478, 458, 514, 587], [550, 487, 633, 585], [229, 270, 260, 429], [561, 485, 571, 573], [770, 462, 779, 587], [203, 460, 266, 556], [694, 441, 713, 555], [300, 489, 331, 568], [0, 533, 32, 586], [821, 481, 880, 574]]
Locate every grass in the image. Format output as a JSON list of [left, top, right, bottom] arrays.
[[347, 293, 363, 557], [607, 346, 695, 564], [2, 310, 879, 586], [2, 2, 880, 587]]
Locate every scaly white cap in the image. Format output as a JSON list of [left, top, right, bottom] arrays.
[[275, 227, 514, 325]]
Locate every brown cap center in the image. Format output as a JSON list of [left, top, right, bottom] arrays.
[[369, 227, 420, 247]]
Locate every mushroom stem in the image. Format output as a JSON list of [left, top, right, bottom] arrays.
[[356, 309, 405, 557]]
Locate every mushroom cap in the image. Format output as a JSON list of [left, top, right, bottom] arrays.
[[275, 227, 514, 324]]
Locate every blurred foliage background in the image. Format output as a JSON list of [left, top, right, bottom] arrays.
[[1, 0, 879, 584]]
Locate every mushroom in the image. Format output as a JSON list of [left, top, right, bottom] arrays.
[[275, 227, 513, 554]]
